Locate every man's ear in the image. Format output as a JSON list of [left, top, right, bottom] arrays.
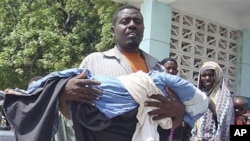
[[111, 26, 115, 36]]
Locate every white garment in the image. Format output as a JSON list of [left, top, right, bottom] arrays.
[[118, 71, 172, 141], [183, 88, 208, 116]]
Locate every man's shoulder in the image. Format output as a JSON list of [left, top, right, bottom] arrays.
[[80, 47, 120, 68], [85, 52, 104, 58], [85, 47, 117, 58], [140, 50, 158, 61], [139, 50, 163, 71]]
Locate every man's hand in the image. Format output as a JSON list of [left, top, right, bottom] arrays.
[[145, 87, 185, 128], [59, 70, 102, 118], [60, 70, 102, 105]]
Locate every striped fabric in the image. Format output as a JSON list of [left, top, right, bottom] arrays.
[[79, 46, 163, 77]]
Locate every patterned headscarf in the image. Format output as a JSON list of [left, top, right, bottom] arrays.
[[191, 61, 234, 141]]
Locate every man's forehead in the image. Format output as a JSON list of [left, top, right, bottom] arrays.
[[118, 9, 142, 18]]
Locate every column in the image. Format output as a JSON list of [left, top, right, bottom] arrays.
[[139, 0, 172, 61], [237, 31, 250, 97]]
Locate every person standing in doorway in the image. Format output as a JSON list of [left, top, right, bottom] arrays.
[[160, 57, 178, 75], [161, 57, 192, 141]]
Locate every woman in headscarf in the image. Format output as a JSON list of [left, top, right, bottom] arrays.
[[191, 61, 234, 141]]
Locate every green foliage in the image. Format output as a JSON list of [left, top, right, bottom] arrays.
[[0, 0, 120, 89], [92, 0, 121, 51]]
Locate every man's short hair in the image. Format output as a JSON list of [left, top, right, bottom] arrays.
[[112, 4, 143, 26], [160, 57, 178, 67]]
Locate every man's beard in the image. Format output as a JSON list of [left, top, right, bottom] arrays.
[[126, 40, 140, 48]]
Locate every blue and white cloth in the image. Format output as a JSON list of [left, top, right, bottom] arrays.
[[20, 68, 208, 128]]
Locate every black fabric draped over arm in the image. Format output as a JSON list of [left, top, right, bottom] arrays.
[[3, 77, 69, 141]]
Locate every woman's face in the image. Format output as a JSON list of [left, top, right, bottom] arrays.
[[200, 69, 215, 91]]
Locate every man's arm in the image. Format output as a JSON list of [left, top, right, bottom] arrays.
[[59, 96, 71, 119]]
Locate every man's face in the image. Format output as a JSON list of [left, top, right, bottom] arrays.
[[111, 8, 144, 52], [200, 69, 215, 91], [163, 61, 178, 75]]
